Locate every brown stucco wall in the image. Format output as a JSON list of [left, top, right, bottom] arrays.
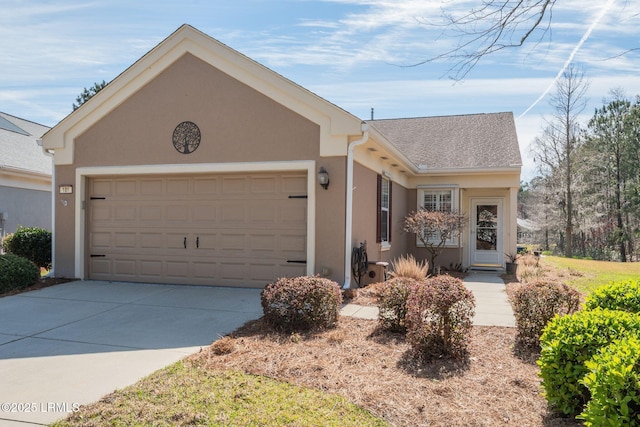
[[406, 189, 464, 272], [54, 53, 348, 283], [351, 162, 410, 273], [74, 53, 322, 167]]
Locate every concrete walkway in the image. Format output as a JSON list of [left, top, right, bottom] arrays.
[[340, 271, 516, 327], [463, 271, 516, 327]]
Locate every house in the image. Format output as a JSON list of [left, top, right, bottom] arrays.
[[42, 25, 521, 287], [0, 112, 52, 240]]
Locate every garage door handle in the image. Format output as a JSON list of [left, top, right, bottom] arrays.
[[184, 237, 187, 249], [196, 236, 199, 248], [287, 260, 307, 264]]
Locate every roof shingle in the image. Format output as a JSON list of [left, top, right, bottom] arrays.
[[368, 112, 522, 171], [0, 112, 52, 176]]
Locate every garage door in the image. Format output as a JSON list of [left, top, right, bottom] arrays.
[[87, 172, 307, 287]]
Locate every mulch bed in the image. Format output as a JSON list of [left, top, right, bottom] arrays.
[[190, 316, 582, 426]]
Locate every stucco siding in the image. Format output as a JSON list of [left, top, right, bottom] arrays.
[[53, 53, 350, 284], [74, 54, 322, 167], [351, 162, 409, 270]]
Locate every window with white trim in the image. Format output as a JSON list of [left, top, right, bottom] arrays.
[[417, 187, 458, 246], [377, 175, 391, 247]]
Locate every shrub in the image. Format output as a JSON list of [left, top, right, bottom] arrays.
[[584, 280, 640, 313], [0, 253, 40, 293], [579, 335, 640, 426], [378, 277, 418, 332], [1, 232, 13, 253], [510, 279, 580, 348], [3, 226, 52, 270], [389, 254, 428, 280], [538, 308, 640, 417], [405, 275, 475, 360], [261, 276, 342, 332]]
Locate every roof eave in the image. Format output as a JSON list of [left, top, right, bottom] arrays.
[[0, 164, 52, 180], [415, 166, 522, 176]]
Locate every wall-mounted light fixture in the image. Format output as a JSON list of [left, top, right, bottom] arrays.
[[318, 167, 330, 190]]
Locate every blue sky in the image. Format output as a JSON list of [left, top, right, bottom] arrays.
[[2, 0, 639, 180]]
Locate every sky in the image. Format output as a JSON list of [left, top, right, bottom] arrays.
[[2, 0, 639, 181]]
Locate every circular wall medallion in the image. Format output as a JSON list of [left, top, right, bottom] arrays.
[[172, 121, 201, 154]]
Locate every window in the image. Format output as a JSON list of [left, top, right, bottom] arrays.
[[377, 175, 392, 246], [417, 187, 458, 246], [423, 190, 452, 212]]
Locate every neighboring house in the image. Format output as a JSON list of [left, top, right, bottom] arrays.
[[0, 112, 52, 240], [517, 218, 540, 245], [42, 25, 521, 287]]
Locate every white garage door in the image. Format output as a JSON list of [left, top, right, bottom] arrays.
[[87, 172, 307, 287]]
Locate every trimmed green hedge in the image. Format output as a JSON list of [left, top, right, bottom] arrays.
[[0, 253, 40, 293], [584, 280, 640, 313], [538, 308, 640, 417], [579, 335, 640, 426], [3, 226, 52, 269]]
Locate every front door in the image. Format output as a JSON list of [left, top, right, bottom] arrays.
[[470, 198, 503, 268]]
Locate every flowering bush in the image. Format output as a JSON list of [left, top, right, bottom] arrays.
[[378, 277, 419, 332], [261, 276, 342, 332], [510, 279, 580, 348], [405, 275, 475, 360]]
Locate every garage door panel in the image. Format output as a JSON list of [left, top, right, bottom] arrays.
[[88, 172, 307, 287], [192, 205, 216, 222], [114, 232, 137, 248], [91, 232, 112, 248], [221, 204, 246, 223], [115, 180, 137, 196], [140, 233, 163, 248], [140, 206, 163, 221], [193, 177, 219, 194], [140, 260, 163, 277], [167, 178, 190, 195], [166, 205, 189, 221], [140, 179, 163, 195], [113, 259, 136, 276], [251, 176, 277, 193]]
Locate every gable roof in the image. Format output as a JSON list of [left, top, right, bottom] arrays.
[[43, 24, 364, 165], [368, 112, 522, 172], [0, 112, 52, 177]]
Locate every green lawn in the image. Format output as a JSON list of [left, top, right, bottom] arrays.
[[541, 256, 640, 294], [52, 362, 388, 427]]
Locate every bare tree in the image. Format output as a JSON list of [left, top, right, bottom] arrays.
[[403, 209, 466, 274], [530, 64, 589, 257], [420, 0, 555, 79]]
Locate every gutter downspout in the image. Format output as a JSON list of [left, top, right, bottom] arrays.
[[343, 123, 369, 289], [38, 139, 55, 277]]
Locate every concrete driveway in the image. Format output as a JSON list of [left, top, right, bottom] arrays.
[[0, 281, 262, 426]]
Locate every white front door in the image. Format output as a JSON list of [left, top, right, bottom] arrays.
[[470, 198, 504, 268]]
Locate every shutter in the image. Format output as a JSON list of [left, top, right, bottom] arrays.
[[376, 174, 381, 243], [388, 181, 392, 243]]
